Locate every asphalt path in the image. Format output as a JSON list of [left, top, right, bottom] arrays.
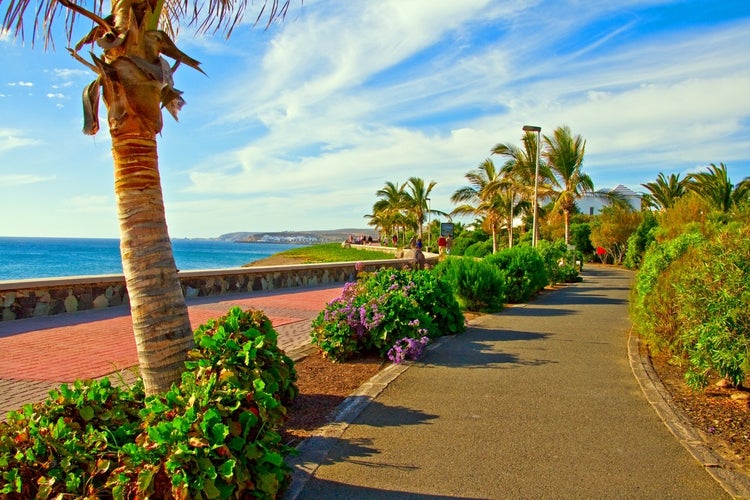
[[287, 266, 736, 499]]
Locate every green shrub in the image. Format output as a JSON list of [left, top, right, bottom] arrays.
[[630, 231, 705, 352], [434, 257, 507, 312], [672, 224, 750, 389], [536, 240, 581, 285], [398, 268, 465, 336], [0, 377, 145, 499], [449, 229, 489, 256], [311, 268, 465, 361], [1, 307, 297, 499], [463, 239, 493, 258], [623, 212, 658, 270], [485, 245, 548, 303], [569, 222, 594, 257]]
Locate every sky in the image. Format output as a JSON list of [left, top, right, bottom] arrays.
[[1, 0, 749, 239]]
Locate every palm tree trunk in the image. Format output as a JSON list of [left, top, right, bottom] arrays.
[[112, 132, 194, 395], [564, 209, 570, 245], [508, 204, 514, 248], [492, 227, 498, 254]]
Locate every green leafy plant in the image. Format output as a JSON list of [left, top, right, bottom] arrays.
[[485, 245, 548, 303], [463, 239, 493, 258], [672, 224, 750, 389], [536, 239, 582, 285], [629, 230, 705, 352], [1, 307, 297, 499], [623, 211, 658, 270], [434, 256, 507, 312], [0, 377, 145, 498]]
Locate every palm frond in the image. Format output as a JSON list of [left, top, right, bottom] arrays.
[[1, 0, 296, 47]]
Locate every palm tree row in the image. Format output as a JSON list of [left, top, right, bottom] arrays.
[[366, 177, 446, 244], [641, 163, 750, 212], [452, 125, 591, 251], [367, 125, 592, 252]]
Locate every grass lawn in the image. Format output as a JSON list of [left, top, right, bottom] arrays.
[[254, 242, 395, 265]]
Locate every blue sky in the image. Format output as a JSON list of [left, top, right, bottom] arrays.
[[1, 0, 749, 239]]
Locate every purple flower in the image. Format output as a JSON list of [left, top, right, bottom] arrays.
[[387, 336, 431, 364]]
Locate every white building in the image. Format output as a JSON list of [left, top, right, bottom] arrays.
[[577, 185, 642, 215]]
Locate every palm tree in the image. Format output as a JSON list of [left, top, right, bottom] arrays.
[[403, 177, 439, 241], [543, 125, 593, 245], [641, 173, 687, 211], [492, 134, 548, 245], [2, 0, 293, 394], [686, 163, 750, 212], [368, 181, 407, 243], [451, 158, 517, 253]]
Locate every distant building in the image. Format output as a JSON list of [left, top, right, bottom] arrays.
[[577, 185, 642, 215]]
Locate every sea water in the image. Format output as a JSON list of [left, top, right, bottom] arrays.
[[0, 237, 302, 281]]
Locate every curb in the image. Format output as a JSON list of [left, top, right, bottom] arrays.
[[628, 331, 750, 499]]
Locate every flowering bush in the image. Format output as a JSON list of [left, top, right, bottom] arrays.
[[311, 268, 464, 362], [388, 336, 431, 364]]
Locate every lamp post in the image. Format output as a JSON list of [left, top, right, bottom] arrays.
[[523, 125, 541, 247], [426, 197, 431, 250]]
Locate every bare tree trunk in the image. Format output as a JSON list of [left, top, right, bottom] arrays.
[[112, 132, 194, 394]]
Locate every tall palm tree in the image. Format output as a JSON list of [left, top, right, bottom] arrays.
[[543, 125, 593, 245], [403, 177, 439, 241], [492, 134, 549, 245], [368, 180, 407, 242], [2, 0, 293, 394], [641, 173, 687, 211], [686, 163, 750, 212], [451, 158, 519, 253]]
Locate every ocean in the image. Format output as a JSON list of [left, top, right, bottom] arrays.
[[0, 237, 303, 281]]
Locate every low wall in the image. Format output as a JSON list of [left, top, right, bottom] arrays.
[[0, 254, 436, 322]]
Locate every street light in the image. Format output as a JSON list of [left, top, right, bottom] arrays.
[[426, 197, 431, 250], [523, 125, 541, 247]]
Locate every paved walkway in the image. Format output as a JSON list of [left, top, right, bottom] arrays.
[[285, 266, 750, 499], [0, 285, 343, 417]]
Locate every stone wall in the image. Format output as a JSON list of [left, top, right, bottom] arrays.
[[0, 257, 432, 322]]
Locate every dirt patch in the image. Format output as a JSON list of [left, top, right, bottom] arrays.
[[282, 351, 385, 448], [649, 350, 750, 475]]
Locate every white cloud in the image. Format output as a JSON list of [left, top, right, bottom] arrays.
[[8, 81, 33, 87], [0, 129, 41, 153], [186, 2, 750, 203], [50, 68, 89, 80], [0, 174, 55, 186]]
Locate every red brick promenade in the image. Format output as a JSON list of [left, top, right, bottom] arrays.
[[0, 285, 343, 418]]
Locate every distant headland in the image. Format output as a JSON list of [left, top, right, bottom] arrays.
[[217, 229, 379, 245]]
